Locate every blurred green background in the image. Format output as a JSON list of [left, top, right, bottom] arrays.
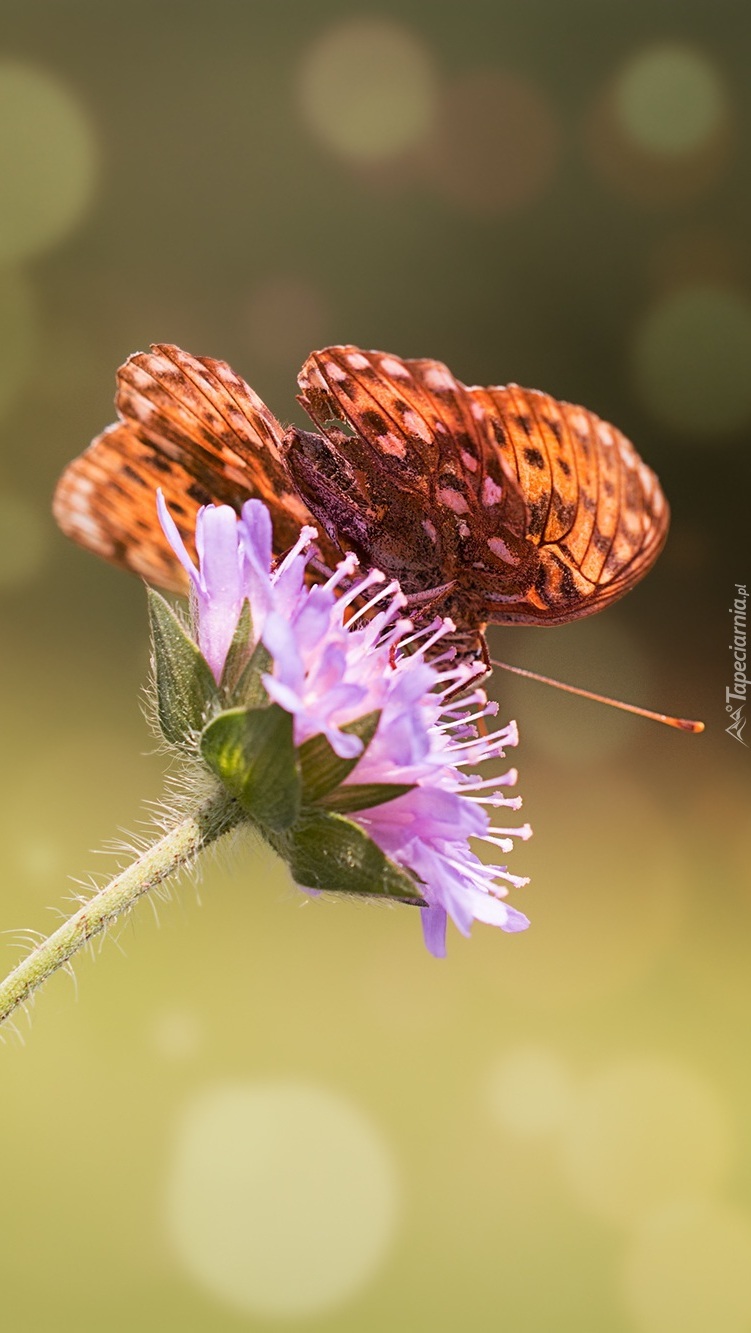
[[1, 2, 750, 1330]]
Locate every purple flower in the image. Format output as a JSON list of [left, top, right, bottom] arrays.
[[156, 491, 316, 682], [158, 493, 531, 957]]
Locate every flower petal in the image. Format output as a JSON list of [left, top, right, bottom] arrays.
[[421, 905, 448, 958]]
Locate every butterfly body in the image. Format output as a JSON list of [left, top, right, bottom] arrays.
[[53, 343, 669, 649]]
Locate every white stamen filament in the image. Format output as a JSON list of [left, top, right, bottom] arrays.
[[462, 794, 524, 809], [397, 616, 447, 651], [438, 702, 500, 731], [273, 525, 318, 579], [457, 769, 519, 790], [488, 823, 533, 840], [408, 620, 455, 660], [347, 579, 404, 625], [322, 552, 361, 596]]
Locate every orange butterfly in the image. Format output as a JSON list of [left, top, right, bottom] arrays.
[[54, 343, 669, 659]]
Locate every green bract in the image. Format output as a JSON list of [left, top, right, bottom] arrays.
[[272, 809, 422, 904], [148, 589, 220, 747], [201, 704, 301, 832]]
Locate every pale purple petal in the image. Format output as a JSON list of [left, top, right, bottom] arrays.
[[421, 905, 447, 958], [262, 613, 304, 691], [195, 506, 248, 679], [156, 489, 199, 590], [239, 499, 273, 572]]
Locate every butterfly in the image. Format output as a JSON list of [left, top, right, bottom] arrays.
[[53, 342, 669, 659]]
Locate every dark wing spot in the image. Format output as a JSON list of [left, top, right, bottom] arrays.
[[550, 493, 576, 527], [527, 496, 548, 537], [456, 431, 478, 457], [150, 456, 172, 474], [534, 563, 552, 601], [559, 564, 579, 603], [492, 420, 507, 446], [623, 470, 641, 509], [524, 446, 545, 469], [361, 409, 390, 436], [541, 554, 580, 604], [556, 456, 571, 477], [516, 414, 533, 437], [546, 418, 563, 443], [188, 482, 213, 505], [437, 472, 465, 493], [122, 464, 147, 487]]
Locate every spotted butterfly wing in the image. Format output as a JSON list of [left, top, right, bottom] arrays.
[[285, 345, 669, 639], [53, 343, 334, 592]]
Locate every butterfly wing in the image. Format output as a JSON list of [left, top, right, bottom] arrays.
[[53, 343, 324, 591], [55, 419, 207, 592], [289, 345, 669, 628], [465, 382, 669, 624]]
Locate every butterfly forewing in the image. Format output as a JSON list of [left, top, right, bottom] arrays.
[[54, 343, 333, 589], [289, 345, 669, 631]]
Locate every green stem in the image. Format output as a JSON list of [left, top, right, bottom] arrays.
[[0, 791, 243, 1030]]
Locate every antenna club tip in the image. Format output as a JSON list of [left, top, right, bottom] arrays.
[[678, 718, 705, 734]]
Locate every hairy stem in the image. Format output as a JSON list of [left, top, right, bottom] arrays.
[[0, 790, 243, 1030]]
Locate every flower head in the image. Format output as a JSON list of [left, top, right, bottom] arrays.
[[154, 493, 531, 956]]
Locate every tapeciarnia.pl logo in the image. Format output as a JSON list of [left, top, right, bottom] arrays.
[[726, 582, 748, 746]]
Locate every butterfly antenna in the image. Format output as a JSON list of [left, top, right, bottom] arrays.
[[488, 658, 704, 734]]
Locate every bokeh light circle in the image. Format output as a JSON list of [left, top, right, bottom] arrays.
[[12, 834, 60, 884], [0, 493, 48, 587], [0, 269, 36, 419], [487, 1047, 575, 1137], [491, 773, 684, 1010], [423, 69, 560, 215], [298, 18, 437, 162], [633, 285, 751, 434], [560, 1057, 731, 1225], [622, 1199, 751, 1333], [614, 46, 726, 156], [151, 1008, 203, 1061], [165, 1080, 399, 1317], [0, 61, 96, 263]]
